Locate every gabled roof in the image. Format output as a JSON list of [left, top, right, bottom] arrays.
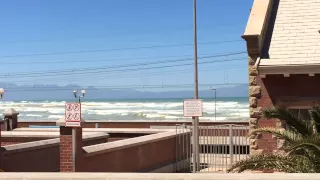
[[243, 0, 320, 76]]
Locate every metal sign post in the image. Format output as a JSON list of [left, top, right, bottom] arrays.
[[184, 99, 203, 172], [65, 102, 82, 172]]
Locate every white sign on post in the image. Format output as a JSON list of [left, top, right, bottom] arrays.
[[183, 99, 203, 117], [65, 102, 81, 127]]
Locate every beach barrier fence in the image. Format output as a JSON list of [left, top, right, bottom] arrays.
[[175, 124, 249, 173]]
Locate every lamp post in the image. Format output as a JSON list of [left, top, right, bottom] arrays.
[[210, 88, 217, 121], [73, 89, 86, 103]]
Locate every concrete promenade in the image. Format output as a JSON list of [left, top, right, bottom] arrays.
[[0, 173, 316, 180]]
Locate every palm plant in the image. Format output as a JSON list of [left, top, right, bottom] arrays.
[[227, 106, 320, 173]]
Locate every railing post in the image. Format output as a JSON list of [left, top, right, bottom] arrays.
[[229, 124, 234, 167]]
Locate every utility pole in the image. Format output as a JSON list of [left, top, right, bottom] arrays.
[[192, 0, 200, 173]]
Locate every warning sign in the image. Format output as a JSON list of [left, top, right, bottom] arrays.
[[183, 99, 203, 117], [65, 102, 81, 127]]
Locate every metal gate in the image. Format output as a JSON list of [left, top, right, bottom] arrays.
[[175, 124, 249, 173]]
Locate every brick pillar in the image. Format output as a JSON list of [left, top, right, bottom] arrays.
[[3, 108, 19, 131], [0, 120, 2, 170], [0, 121, 2, 145], [57, 118, 83, 172]]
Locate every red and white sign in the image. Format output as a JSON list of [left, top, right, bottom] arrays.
[[65, 102, 81, 127], [183, 99, 203, 117]]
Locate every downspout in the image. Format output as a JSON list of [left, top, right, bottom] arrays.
[[254, 57, 261, 73]]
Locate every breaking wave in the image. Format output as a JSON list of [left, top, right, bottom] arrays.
[[0, 98, 249, 121]]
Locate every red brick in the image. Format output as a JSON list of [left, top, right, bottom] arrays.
[[81, 135, 191, 172], [256, 74, 320, 152]]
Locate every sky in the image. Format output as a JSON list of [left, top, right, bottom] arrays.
[[0, 0, 253, 92]]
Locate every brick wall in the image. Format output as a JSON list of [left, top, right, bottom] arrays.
[[82, 134, 191, 172], [0, 135, 108, 172], [253, 74, 320, 153], [0, 139, 60, 172], [59, 135, 73, 172], [259, 74, 320, 98]]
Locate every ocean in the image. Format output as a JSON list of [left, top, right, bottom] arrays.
[[0, 97, 249, 121]]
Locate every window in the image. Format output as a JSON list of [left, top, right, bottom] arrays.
[[288, 108, 311, 120]]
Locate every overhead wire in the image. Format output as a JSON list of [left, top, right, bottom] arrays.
[[0, 52, 247, 77], [2, 57, 246, 79], [8, 64, 248, 84], [0, 51, 243, 65], [0, 40, 244, 59]]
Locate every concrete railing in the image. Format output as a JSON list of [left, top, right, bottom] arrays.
[[16, 120, 248, 129], [13, 127, 166, 134], [0, 173, 317, 180], [1, 131, 109, 146]]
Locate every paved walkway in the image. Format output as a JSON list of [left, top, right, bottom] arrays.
[[196, 154, 248, 173], [0, 173, 314, 180]]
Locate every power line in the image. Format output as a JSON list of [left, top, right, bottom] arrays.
[[0, 51, 243, 65], [1, 57, 246, 78], [0, 54, 194, 65], [8, 65, 247, 84], [0, 40, 243, 59], [0, 52, 246, 77]]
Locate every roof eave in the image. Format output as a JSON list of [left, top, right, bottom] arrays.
[[242, 0, 274, 56], [258, 64, 320, 76]]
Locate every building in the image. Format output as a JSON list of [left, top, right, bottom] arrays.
[[243, 0, 320, 155]]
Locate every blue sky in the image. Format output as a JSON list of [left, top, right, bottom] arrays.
[[0, 0, 253, 91]]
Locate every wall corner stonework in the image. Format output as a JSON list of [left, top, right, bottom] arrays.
[[249, 86, 261, 98], [249, 76, 257, 85], [249, 97, 258, 108], [243, 0, 275, 157], [248, 55, 263, 153]]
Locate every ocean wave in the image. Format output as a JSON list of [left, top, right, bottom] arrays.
[[47, 108, 65, 114], [1, 99, 249, 121], [26, 114, 43, 117], [48, 115, 63, 119], [22, 107, 48, 112]]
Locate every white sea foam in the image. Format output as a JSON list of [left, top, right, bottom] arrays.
[[47, 108, 65, 114], [48, 115, 63, 119], [22, 107, 48, 112], [0, 99, 249, 121], [26, 114, 43, 117]]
